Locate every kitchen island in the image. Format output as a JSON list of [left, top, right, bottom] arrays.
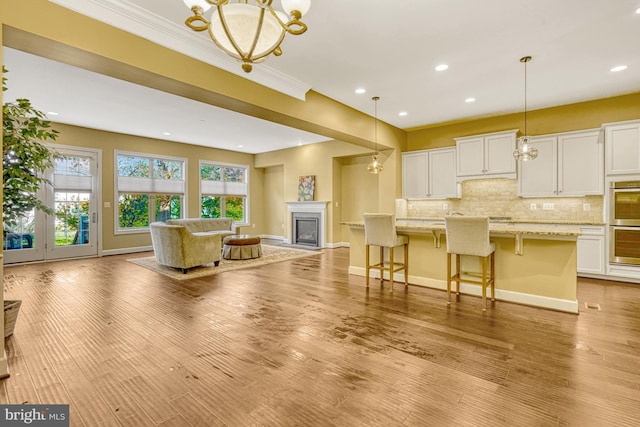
[[344, 219, 582, 313]]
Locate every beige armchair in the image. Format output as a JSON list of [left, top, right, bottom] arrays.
[[150, 222, 221, 274]]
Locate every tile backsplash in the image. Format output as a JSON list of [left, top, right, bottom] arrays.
[[404, 179, 604, 223]]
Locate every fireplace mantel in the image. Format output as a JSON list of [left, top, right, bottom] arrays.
[[286, 201, 329, 248]]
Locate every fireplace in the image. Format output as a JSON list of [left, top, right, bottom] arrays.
[[286, 201, 328, 248], [292, 213, 321, 247]]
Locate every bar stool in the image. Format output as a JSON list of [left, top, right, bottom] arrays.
[[363, 213, 409, 292], [445, 216, 495, 310]]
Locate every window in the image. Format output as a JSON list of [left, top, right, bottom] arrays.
[[200, 161, 248, 224], [115, 151, 186, 232]]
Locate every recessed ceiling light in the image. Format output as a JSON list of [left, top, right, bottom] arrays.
[[435, 64, 448, 71], [47, 111, 59, 116], [636, 7, 640, 14], [355, 88, 366, 94], [398, 111, 408, 117], [163, 132, 171, 136], [610, 65, 628, 72], [465, 97, 476, 103]]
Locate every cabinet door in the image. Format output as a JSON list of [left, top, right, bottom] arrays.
[[577, 227, 605, 275], [429, 148, 458, 199], [558, 130, 603, 196], [402, 152, 428, 199], [456, 137, 484, 176], [485, 133, 517, 175], [518, 136, 557, 197], [605, 122, 640, 175]]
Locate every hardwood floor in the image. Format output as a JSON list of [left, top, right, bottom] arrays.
[[2, 247, 640, 426]]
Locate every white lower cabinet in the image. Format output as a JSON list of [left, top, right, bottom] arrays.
[[402, 147, 458, 199], [577, 226, 605, 275]]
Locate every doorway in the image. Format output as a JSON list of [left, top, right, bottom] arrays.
[[3, 146, 101, 264]]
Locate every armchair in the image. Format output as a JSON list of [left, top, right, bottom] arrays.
[[149, 222, 222, 274]]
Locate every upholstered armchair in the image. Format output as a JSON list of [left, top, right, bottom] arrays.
[[149, 222, 222, 273]]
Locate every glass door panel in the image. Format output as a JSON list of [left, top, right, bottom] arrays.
[[2, 209, 45, 263], [46, 150, 98, 260]]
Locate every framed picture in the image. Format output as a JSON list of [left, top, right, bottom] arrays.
[[298, 175, 315, 201]]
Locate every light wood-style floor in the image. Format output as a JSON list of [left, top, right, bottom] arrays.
[[2, 247, 640, 426]]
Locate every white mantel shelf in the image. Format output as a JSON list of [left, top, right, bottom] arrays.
[[286, 201, 329, 248], [286, 201, 329, 210]]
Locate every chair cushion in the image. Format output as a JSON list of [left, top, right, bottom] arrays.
[[363, 213, 408, 248], [223, 235, 261, 246], [445, 216, 495, 257]]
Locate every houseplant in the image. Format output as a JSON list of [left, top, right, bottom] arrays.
[[2, 65, 59, 337]]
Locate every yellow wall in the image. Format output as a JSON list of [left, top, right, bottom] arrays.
[[407, 92, 640, 150], [262, 165, 285, 237]]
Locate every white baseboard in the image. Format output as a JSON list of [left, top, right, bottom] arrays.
[[348, 266, 579, 314], [260, 235, 349, 249], [259, 234, 286, 241], [102, 246, 153, 256], [326, 241, 350, 249]]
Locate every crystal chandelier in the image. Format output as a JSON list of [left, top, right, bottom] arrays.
[[182, 0, 311, 73], [513, 56, 538, 161], [368, 96, 384, 174]]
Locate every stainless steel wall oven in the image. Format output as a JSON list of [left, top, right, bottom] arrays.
[[610, 181, 640, 265]]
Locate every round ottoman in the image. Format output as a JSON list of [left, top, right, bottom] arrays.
[[222, 235, 262, 260]]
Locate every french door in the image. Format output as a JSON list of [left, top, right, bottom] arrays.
[[3, 146, 100, 264]]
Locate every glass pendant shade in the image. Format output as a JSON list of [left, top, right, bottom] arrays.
[[368, 154, 383, 174], [209, 4, 286, 61], [183, 0, 211, 12], [513, 135, 538, 161], [281, 0, 311, 16]]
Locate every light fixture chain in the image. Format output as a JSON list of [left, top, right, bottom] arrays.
[[373, 96, 378, 154]]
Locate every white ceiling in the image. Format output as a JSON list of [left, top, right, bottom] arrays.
[[3, 0, 640, 153]]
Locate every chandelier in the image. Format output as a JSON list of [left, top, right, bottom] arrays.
[[182, 0, 311, 73], [368, 96, 383, 174], [513, 56, 538, 161]]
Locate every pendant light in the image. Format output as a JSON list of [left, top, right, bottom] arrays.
[[367, 96, 383, 174], [182, 0, 311, 73], [513, 56, 538, 161]]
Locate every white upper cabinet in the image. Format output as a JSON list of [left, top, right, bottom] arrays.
[[429, 148, 459, 199], [605, 120, 640, 175], [402, 151, 428, 199], [558, 130, 603, 195], [402, 147, 458, 199], [518, 129, 603, 197], [517, 136, 558, 196], [456, 130, 517, 180]]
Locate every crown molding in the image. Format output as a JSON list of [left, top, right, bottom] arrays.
[[49, 0, 311, 100]]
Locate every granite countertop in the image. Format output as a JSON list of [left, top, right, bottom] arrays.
[[396, 217, 605, 226], [343, 219, 584, 237]]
